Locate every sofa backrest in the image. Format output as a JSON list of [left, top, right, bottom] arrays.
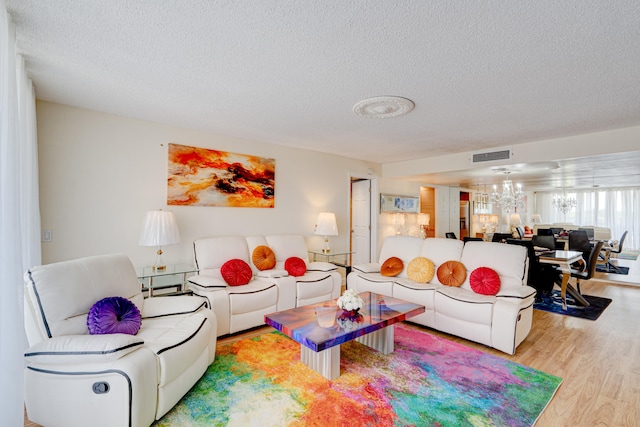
[[378, 236, 425, 278], [420, 237, 465, 268], [460, 241, 527, 290], [265, 235, 310, 270], [193, 236, 251, 278], [24, 254, 142, 345]]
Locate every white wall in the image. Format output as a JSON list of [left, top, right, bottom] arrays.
[[36, 101, 379, 266]]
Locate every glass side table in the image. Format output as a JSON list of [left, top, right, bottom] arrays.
[[136, 264, 198, 297], [308, 250, 354, 275]]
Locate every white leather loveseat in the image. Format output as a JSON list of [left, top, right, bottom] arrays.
[[23, 254, 217, 427], [347, 236, 535, 355], [188, 234, 342, 337]]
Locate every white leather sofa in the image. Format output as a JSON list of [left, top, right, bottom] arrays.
[[347, 236, 535, 355], [188, 234, 342, 337], [23, 254, 217, 427]]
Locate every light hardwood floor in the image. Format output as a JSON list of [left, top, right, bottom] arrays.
[[25, 260, 640, 426]]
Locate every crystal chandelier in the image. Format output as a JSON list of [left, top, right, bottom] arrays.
[[490, 171, 524, 213], [553, 188, 576, 214]]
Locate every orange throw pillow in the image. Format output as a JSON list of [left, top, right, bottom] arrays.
[[252, 245, 276, 271], [381, 257, 404, 277], [437, 260, 467, 287]]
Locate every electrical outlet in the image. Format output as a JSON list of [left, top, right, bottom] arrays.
[[42, 230, 52, 242]]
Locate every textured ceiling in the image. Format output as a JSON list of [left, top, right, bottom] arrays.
[[6, 1, 640, 188]]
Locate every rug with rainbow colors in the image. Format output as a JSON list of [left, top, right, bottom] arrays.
[[155, 324, 561, 426]]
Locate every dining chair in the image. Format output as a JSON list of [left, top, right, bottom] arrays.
[[531, 235, 556, 250], [568, 230, 592, 261], [491, 233, 513, 243], [463, 237, 483, 243], [599, 230, 628, 273]]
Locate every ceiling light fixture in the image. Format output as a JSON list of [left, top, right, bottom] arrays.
[[353, 96, 415, 118], [491, 170, 524, 213], [474, 186, 492, 214], [553, 188, 577, 214]]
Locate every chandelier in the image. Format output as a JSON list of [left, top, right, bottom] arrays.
[[553, 188, 576, 214], [490, 171, 524, 213]]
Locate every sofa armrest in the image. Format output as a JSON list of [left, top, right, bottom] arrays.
[[496, 286, 536, 301], [142, 295, 208, 318], [351, 263, 380, 274], [24, 334, 144, 365], [188, 274, 227, 289], [307, 261, 338, 272]]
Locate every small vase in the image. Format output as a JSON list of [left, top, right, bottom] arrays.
[[341, 308, 360, 316]]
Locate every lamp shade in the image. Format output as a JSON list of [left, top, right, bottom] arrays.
[[509, 213, 522, 226], [139, 210, 181, 247], [417, 213, 430, 226], [530, 213, 542, 224], [314, 212, 338, 236]]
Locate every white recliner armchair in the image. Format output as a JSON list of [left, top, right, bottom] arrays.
[[23, 254, 217, 427]]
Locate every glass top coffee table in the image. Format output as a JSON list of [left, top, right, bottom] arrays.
[[264, 291, 425, 380]]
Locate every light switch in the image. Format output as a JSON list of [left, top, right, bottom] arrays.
[[42, 230, 52, 242]]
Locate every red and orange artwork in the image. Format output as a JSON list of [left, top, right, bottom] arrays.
[[167, 143, 275, 208]]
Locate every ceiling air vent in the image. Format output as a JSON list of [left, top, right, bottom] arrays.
[[471, 149, 511, 164]]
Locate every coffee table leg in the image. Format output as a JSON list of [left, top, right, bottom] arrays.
[[356, 326, 394, 354], [300, 345, 340, 380]]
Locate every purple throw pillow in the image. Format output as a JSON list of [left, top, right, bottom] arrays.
[[87, 296, 141, 335]]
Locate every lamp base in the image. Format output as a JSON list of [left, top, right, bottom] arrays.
[[153, 248, 166, 272], [321, 236, 332, 254]]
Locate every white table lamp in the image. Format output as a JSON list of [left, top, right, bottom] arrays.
[[314, 212, 338, 253], [139, 209, 181, 271]]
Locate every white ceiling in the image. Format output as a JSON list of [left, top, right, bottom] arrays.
[[6, 1, 640, 190]]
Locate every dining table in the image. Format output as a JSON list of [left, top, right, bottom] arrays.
[[537, 249, 586, 310]]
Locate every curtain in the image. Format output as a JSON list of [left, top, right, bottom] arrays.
[[535, 188, 638, 250], [1, 2, 41, 425]]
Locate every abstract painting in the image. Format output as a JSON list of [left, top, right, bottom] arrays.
[[167, 143, 275, 208]]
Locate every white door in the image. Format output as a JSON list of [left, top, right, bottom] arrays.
[[351, 179, 371, 265]]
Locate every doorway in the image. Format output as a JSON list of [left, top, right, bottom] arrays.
[[350, 176, 377, 265]]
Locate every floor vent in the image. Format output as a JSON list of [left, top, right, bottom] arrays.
[[472, 149, 511, 163]]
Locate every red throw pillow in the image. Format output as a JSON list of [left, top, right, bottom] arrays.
[[285, 257, 307, 277], [470, 267, 501, 295], [220, 259, 253, 286], [436, 260, 467, 287]]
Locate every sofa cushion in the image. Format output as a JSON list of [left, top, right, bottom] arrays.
[[220, 259, 253, 286], [381, 257, 403, 276], [470, 267, 501, 295], [285, 257, 307, 277], [252, 245, 276, 271], [437, 260, 467, 287], [407, 257, 435, 283], [87, 296, 141, 335]]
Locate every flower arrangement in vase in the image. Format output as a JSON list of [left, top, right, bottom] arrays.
[[336, 289, 364, 315]]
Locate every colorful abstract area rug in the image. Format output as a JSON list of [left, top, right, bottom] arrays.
[[534, 290, 612, 321], [155, 324, 562, 427]]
